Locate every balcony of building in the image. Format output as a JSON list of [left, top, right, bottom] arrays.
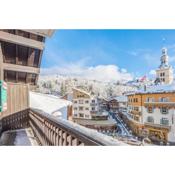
[[144, 122, 171, 130], [129, 110, 141, 116], [0, 108, 126, 146]]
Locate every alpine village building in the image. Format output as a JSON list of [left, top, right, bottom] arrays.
[[72, 88, 117, 132], [125, 48, 175, 144]]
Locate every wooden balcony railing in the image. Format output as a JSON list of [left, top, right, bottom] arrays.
[[0, 108, 126, 146], [130, 110, 141, 116]]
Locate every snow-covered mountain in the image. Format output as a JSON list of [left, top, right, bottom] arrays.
[[37, 74, 138, 98]]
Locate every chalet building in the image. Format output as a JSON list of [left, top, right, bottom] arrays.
[[97, 97, 109, 112], [72, 88, 116, 131], [108, 96, 128, 112], [125, 84, 175, 144], [108, 98, 119, 112], [0, 30, 54, 89], [116, 96, 128, 112]]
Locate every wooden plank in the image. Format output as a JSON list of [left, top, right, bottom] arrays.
[[1, 83, 29, 118]]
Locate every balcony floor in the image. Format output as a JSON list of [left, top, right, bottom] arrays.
[[0, 128, 39, 146]]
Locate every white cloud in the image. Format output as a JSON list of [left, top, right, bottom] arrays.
[[149, 69, 156, 75], [41, 64, 133, 83]]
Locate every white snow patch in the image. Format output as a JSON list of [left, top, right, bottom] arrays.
[[29, 91, 72, 120]]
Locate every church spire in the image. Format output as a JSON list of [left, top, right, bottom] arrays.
[[160, 47, 169, 68]]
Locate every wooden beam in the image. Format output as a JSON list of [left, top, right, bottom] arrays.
[[0, 31, 44, 50], [3, 63, 40, 74]]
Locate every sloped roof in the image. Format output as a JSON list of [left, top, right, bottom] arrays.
[[29, 91, 72, 116], [127, 82, 175, 95]]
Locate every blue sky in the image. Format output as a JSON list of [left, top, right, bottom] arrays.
[[41, 30, 175, 81]]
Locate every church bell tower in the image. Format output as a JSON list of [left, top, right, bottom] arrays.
[[156, 48, 174, 84]]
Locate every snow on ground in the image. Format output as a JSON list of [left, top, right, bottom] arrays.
[[29, 91, 72, 120], [0, 128, 38, 146]]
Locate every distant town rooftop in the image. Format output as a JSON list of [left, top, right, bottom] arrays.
[[109, 95, 128, 102], [127, 82, 175, 95]]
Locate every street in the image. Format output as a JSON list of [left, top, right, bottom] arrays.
[[110, 112, 132, 137]]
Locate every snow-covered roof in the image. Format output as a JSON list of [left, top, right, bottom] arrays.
[[115, 96, 128, 102], [29, 92, 72, 117], [108, 96, 128, 102], [72, 87, 97, 98], [127, 82, 175, 95]]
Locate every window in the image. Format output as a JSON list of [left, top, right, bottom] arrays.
[[160, 118, 169, 125], [147, 116, 154, 123], [79, 100, 83, 104], [18, 72, 27, 83], [133, 98, 138, 102], [134, 107, 139, 111], [74, 100, 77, 104], [79, 107, 83, 111], [85, 100, 89, 103], [146, 97, 154, 102], [4, 70, 16, 82], [91, 107, 95, 111], [79, 113, 84, 118], [160, 107, 168, 114], [134, 116, 139, 122], [147, 106, 153, 113], [159, 97, 168, 102], [92, 100, 95, 103], [18, 45, 28, 66], [74, 107, 77, 110], [85, 108, 89, 110], [74, 114, 77, 117], [85, 115, 89, 118], [2, 42, 16, 64]]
